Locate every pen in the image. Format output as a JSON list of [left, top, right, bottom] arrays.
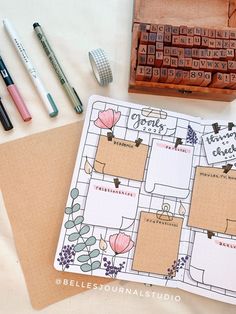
[[0, 97, 13, 131], [3, 18, 58, 118], [33, 22, 83, 114], [0, 55, 32, 121]]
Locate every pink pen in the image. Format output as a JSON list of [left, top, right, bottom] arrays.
[[0, 55, 31, 121]]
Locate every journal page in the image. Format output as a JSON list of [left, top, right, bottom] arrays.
[[181, 119, 236, 304], [54, 96, 236, 305]]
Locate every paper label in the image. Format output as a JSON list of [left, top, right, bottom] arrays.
[[202, 127, 236, 164]]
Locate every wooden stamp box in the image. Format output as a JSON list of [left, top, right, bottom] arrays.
[[129, 0, 236, 101]]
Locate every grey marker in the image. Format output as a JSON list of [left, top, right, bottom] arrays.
[[33, 22, 83, 113]]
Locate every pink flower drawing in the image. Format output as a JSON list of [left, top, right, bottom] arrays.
[[109, 232, 134, 255], [94, 109, 121, 130]]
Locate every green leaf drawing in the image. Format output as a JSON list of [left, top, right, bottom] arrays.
[[78, 255, 90, 263], [74, 243, 86, 252], [80, 225, 90, 235], [73, 203, 80, 213], [64, 220, 75, 229], [68, 232, 80, 242], [70, 188, 79, 199], [65, 207, 72, 214], [91, 261, 101, 270], [80, 263, 92, 272], [64, 197, 101, 273], [89, 249, 100, 258], [85, 236, 96, 246], [74, 216, 84, 225]]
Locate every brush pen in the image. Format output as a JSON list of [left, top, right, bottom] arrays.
[[0, 97, 13, 131], [0, 55, 31, 121], [33, 22, 83, 114], [3, 18, 58, 117]]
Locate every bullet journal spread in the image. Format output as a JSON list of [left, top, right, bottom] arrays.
[[55, 95, 236, 305]]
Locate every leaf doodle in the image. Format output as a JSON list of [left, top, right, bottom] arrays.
[[59, 188, 102, 273], [85, 236, 97, 246], [74, 215, 83, 225], [73, 203, 80, 213], [80, 225, 90, 235], [91, 261, 101, 270], [74, 243, 86, 252], [80, 263, 92, 272], [70, 188, 79, 199], [68, 232, 80, 242], [64, 220, 75, 229], [65, 207, 73, 215], [78, 255, 90, 262], [178, 202, 186, 216], [84, 156, 93, 174], [89, 249, 100, 258], [99, 235, 107, 251]]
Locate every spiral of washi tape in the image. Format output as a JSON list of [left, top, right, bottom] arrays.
[[88, 48, 113, 86]]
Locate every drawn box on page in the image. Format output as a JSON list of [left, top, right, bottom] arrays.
[[145, 139, 194, 198], [190, 232, 236, 292], [132, 212, 183, 275], [188, 166, 236, 236], [202, 127, 236, 164], [94, 136, 148, 181], [83, 179, 139, 229]]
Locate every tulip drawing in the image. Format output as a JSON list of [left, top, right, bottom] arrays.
[[109, 232, 134, 255], [94, 109, 121, 131], [103, 232, 134, 278]]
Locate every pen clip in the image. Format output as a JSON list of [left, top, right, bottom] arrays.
[[72, 87, 83, 113], [72, 87, 83, 107]]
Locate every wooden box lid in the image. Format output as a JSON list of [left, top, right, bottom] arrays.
[[133, 0, 233, 28]]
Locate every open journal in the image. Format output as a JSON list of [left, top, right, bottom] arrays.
[[55, 95, 236, 305]]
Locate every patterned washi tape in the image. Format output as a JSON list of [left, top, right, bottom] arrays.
[[88, 48, 113, 86]]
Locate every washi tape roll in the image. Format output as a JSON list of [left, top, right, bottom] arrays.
[[88, 48, 113, 86]]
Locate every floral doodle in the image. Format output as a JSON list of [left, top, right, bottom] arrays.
[[94, 109, 121, 135], [165, 256, 189, 284], [103, 232, 134, 278], [58, 187, 101, 272], [186, 125, 198, 145], [57, 244, 75, 271]]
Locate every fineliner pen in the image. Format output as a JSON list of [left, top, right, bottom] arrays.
[[0, 97, 13, 131], [33, 22, 83, 113], [0, 56, 31, 121], [3, 18, 58, 117]]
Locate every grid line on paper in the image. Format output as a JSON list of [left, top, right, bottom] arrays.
[[57, 99, 236, 301]]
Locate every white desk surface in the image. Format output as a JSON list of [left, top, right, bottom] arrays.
[[0, 0, 235, 313]]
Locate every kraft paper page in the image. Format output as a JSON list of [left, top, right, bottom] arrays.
[[0, 122, 111, 309], [188, 166, 236, 236], [132, 212, 183, 275]]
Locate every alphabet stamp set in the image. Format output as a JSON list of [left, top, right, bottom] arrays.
[[55, 95, 236, 304]]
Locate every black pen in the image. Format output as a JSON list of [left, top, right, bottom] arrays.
[[0, 97, 13, 131]]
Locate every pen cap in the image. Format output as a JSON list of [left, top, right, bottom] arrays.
[[7, 85, 32, 121], [0, 98, 13, 131], [33, 22, 40, 29]]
